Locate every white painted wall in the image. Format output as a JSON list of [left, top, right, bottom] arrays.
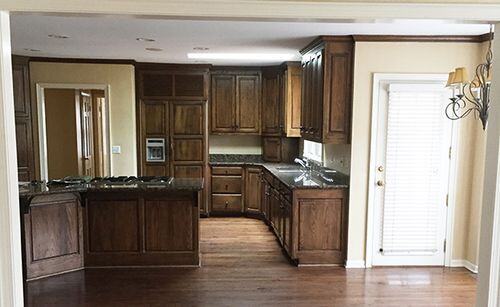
[[0, 11, 24, 307]]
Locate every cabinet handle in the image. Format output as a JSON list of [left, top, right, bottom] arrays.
[[225, 201, 229, 208], [225, 184, 229, 190]]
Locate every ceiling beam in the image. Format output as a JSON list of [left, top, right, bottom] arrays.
[[3, 0, 500, 23]]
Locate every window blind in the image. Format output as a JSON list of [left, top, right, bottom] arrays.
[[380, 84, 449, 255]]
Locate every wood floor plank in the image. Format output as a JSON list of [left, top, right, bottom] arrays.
[[26, 217, 477, 306]]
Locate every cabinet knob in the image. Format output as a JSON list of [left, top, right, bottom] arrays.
[[225, 201, 229, 208], [225, 184, 228, 190]]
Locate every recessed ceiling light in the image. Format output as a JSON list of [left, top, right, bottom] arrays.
[[136, 37, 156, 42], [187, 53, 294, 61], [145, 47, 163, 52], [48, 34, 70, 39], [193, 47, 210, 51], [23, 48, 41, 52]]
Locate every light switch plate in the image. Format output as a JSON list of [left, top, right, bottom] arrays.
[[112, 146, 121, 154]]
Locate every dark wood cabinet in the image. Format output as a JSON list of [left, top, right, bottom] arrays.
[[13, 55, 36, 181], [261, 68, 282, 136], [211, 70, 261, 134], [22, 193, 84, 280], [300, 36, 354, 144], [210, 166, 243, 213], [262, 136, 299, 163], [136, 64, 209, 214], [244, 167, 261, 214], [85, 190, 200, 266]]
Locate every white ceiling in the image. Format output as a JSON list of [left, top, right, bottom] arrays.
[[11, 14, 491, 65]]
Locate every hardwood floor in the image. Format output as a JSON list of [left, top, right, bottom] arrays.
[[26, 217, 477, 306]]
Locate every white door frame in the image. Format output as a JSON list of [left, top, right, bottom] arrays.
[[365, 73, 459, 268], [35, 83, 112, 181]]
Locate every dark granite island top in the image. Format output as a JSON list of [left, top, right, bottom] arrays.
[[18, 178, 204, 198]]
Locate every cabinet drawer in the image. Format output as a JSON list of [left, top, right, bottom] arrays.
[[212, 195, 242, 212], [212, 167, 243, 175], [212, 176, 242, 193]]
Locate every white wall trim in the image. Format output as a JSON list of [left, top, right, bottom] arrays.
[[35, 83, 112, 181], [450, 259, 479, 274], [4, 1, 500, 22], [345, 260, 366, 269], [487, 140, 500, 306], [0, 11, 24, 307], [365, 73, 455, 268]]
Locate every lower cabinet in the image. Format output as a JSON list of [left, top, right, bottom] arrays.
[[244, 167, 262, 214], [210, 166, 243, 214], [22, 193, 84, 280]]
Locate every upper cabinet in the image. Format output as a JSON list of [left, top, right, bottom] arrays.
[[283, 63, 302, 137], [13, 55, 36, 181], [300, 36, 354, 144], [210, 69, 261, 134]]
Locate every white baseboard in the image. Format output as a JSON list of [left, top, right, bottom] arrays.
[[450, 259, 478, 273], [345, 260, 366, 268]]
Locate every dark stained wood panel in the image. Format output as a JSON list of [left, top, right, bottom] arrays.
[[15, 121, 31, 176], [211, 74, 235, 133], [140, 72, 173, 98], [30, 202, 80, 261], [261, 69, 282, 136], [211, 195, 242, 212], [172, 103, 203, 135], [173, 138, 203, 161], [236, 75, 260, 133], [212, 176, 242, 194], [173, 165, 204, 178], [13, 62, 30, 116], [298, 199, 342, 251], [23, 193, 84, 280], [244, 167, 261, 214], [211, 166, 242, 175], [144, 102, 167, 135], [174, 74, 205, 98], [262, 137, 281, 162], [87, 200, 140, 252], [145, 164, 169, 177], [145, 199, 194, 251]]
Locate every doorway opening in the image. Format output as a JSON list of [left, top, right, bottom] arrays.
[[366, 74, 458, 267], [36, 84, 111, 180]]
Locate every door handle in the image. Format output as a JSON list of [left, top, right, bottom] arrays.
[[377, 166, 384, 172], [376, 180, 385, 187]]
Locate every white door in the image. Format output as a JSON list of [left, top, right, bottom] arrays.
[[372, 77, 452, 266]]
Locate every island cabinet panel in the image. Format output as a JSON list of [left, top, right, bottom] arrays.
[[292, 188, 348, 265], [87, 200, 140, 252], [145, 199, 194, 251], [84, 191, 200, 266], [300, 36, 354, 144], [23, 193, 84, 280]]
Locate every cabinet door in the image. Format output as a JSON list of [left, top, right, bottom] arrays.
[[283, 199, 291, 253], [13, 56, 35, 181], [262, 71, 282, 136], [300, 50, 324, 142], [140, 100, 169, 176], [262, 137, 282, 162], [285, 65, 302, 137], [211, 75, 236, 133], [244, 167, 262, 214], [236, 75, 260, 134], [24, 194, 83, 280]]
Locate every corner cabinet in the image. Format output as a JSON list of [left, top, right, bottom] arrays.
[[300, 36, 354, 144], [210, 70, 261, 134]]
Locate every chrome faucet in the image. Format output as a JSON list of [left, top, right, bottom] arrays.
[[294, 157, 310, 171]]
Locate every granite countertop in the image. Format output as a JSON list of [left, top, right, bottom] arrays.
[[209, 154, 349, 189], [19, 178, 204, 198]]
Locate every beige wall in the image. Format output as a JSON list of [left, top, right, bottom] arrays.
[[30, 62, 136, 176], [44, 88, 79, 179], [209, 135, 262, 154], [348, 41, 487, 266]]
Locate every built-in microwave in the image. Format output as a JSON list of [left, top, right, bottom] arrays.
[[146, 138, 166, 162]]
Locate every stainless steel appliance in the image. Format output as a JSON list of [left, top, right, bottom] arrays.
[[146, 138, 166, 162]]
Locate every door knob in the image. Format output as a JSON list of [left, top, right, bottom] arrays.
[[376, 180, 385, 187]]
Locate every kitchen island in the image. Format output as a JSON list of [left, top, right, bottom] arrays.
[[19, 177, 203, 280]]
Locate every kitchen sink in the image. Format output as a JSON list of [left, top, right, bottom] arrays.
[[276, 167, 305, 173]]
